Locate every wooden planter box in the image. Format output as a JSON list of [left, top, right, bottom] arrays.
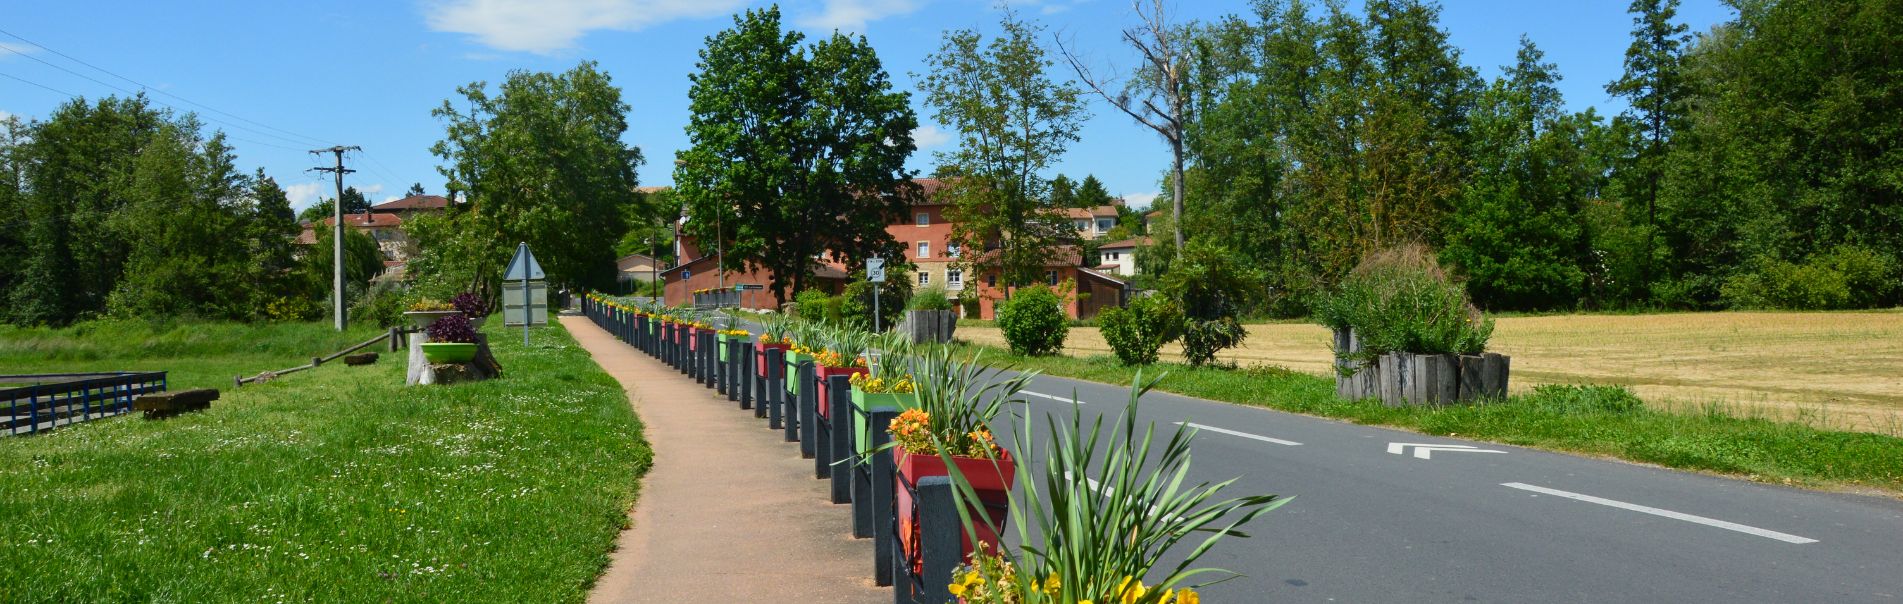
[[895, 309, 957, 343], [1333, 328, 1510, 406]]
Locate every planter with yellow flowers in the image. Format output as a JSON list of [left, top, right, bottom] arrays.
[[717, 328, 749, 362], [848, 370, 915, 456]]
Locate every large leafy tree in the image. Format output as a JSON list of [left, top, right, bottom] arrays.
[[1060, 0, 1192, 252], [1606, 0, 1690, 293], [920, 9, 1087, 295], [1442, 39, 1597, 310], [676, 7, 917, 304], [427, 61, 642, 296], [108, 125, 255, 319], [10, 95, 167, 325], [297, 185, 374, 223]]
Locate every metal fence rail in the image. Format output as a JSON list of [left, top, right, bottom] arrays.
[[0, 372, 167, 436]]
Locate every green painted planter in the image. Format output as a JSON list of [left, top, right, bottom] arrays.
[[421, 342, 478, 363], [718, 334, 732, 362], [784, 351, 805, 394], [851, 387, 918, 456]]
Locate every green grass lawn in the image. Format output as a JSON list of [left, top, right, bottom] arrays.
[[0, 318, 651, 603], [951, 342, 1903, 494]]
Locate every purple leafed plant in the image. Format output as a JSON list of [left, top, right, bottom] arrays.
[[427, 313, 479, 344], [451, 292, 491, 318]]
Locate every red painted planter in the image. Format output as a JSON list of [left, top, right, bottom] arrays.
[[813, 365, 869, 417], [755, 343, 787, 377], [894, 447, 1015, 568]]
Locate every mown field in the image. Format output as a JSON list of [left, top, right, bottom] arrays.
[[963, 310, 1903, 435], [0, 318, 651, 603]]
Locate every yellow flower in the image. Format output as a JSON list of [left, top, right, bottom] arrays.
[[1042, 574, 1061, 594], [1173, 589, 1199, 604], [1118, 576, 1147, 604], [947, 583, 966, 597]]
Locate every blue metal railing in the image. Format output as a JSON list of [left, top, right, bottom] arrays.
[[1, 372, 167, 436]]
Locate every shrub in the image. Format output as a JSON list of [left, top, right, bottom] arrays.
[[1312, 244, 1493, 362], [1721, 245, 1899, 310], [262, 296, 322, 322], [907, 286, 954, 311], [351, 282, 411, 328], [1099, 295, 1182, 366], [1163, 239, 1261, 366], [1521, 384, 1645, 415], [996, 284, 1067, 356], [425, 313, 478, 343], [842, 271, 910, 329], [794, 288, 833, 323]]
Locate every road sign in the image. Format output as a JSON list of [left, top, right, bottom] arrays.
[[1386, 442, 1505, 460], [502, 281, 548, 326], [736, 284, 764, 291], [505, 243, 545, 281], [867, 257, 886, 283]]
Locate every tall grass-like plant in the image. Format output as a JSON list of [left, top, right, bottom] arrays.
[[757, 312, 795, 346], [945, 373, 1287, 603], [882, 347, 1036, 458], [1314, 244, 1494, 364]]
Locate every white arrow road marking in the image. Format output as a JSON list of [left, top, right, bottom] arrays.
[[1501, 482, 1819, 544], [1176, 422, 1302, 446], [1387, 442, 1507, 459], [1020, 390, 1084, 404]]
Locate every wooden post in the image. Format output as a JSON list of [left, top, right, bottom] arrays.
[[1459, 354, 1485, 402], [829, 375, 852, 504], [869, 408, 899, 586]]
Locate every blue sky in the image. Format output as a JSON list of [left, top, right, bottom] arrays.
[[0, 0, 1733, 212]]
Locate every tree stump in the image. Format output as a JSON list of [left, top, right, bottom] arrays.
[[344, 353, 379, 366]]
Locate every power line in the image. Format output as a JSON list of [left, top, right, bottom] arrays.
[[0, 70, 78, 97], [0, 26, 332, 147], [0, 42, 327, 149]]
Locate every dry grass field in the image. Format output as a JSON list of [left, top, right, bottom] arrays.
[[962, 311, 1903, 435]]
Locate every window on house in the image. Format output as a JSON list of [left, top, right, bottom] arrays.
[[1097, 218, 1114, 232], [1047, 270, 1058, 286], [918, 271, 930, 286], [947, 269, 963, 289], [916, 212, 929, 226], [1074, 219, 1089, 231], [985, 273, 997, 287], [947, 242, 960, 258], [917, 241, 930, 258]]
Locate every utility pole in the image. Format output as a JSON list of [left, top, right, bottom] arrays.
[[310, 145, 361, 331]]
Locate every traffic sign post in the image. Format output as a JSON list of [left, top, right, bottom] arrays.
[[504, 242, 546, 347], [867, 258, 886, 332]]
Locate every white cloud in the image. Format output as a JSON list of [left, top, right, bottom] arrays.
[[285, 182, 325, 211], [1023, 0, 1091, 15], [424, 0, 749, 55], [0, 110, 13, 122], [359, 183, 385, 195], [383, 195, 403, 203], [0, 42, 39, 58], [1121, 191, 1159, 210], [793, 0, 922, 34], [912, 124, 951, 150]]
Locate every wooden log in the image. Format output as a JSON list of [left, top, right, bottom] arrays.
[[1403, 353, 1423, 405], [1458, 354, 1485, 402], [1379, 353, 1402, 407], [1489, 353, 1511, 398], [344, 353, 379, 366], [136, 388, 219, 419], [1477, 353, 1508, 399]]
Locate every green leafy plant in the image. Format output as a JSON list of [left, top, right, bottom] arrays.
[[907, 285, 955, 311], [944, 373, 1286, 602], [1313, 244, 1494, 364], [842, 271, 911, 329], [876, 347, 1035, 458], [794, 289, 834, 324], [1721, 245, 1899, 310], [1099, 295, 1182, 366], [997, 284, 1067, 356], [1164, 239, 1260, 366]]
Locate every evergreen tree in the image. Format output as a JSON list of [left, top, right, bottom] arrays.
[[248, 169, 304, 310], [1606, 0, 1689, 293]]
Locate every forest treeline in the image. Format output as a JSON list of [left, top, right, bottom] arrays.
[[0, 97, 384, 326], [1166, 0, 1900, 313]]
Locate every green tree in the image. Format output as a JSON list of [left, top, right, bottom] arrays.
[[1606, 0, 1688, 260], [108, 126, 255, 319], [10, 95, 167, 325], [677, 7, 918, 304], [405, 182, 427, 197], [920, 9, 1087, 295], [247, 169, 304, 311], [1441, 38, 1594, 310], [297, 186, 374, 223], [1164, 238, 1258, 365], [427, 61, 642, 296], [0, 115, 27, 307], [301, 225, 384, 305]]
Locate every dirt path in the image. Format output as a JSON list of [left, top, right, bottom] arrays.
[[961, 310, 1903, 434], [563, 316, 885, 604]]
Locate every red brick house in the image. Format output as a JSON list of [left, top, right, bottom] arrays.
[[660, 178, 1127, 318]]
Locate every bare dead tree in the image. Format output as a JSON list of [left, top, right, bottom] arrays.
[[1056, 0, 1188, 252]]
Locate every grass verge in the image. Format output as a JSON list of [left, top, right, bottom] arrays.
[[0, 318, 652, 602], [950, 342, 1903, 494]]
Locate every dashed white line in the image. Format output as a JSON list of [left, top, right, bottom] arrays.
[[1019, 390, 1084, 404], [1501, 482, 1819, 544], [1175, 422, 1303, 446]]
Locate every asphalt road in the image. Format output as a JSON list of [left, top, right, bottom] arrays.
[[710, 315, 1903, 602], [1000, 372, 1903, 603]]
